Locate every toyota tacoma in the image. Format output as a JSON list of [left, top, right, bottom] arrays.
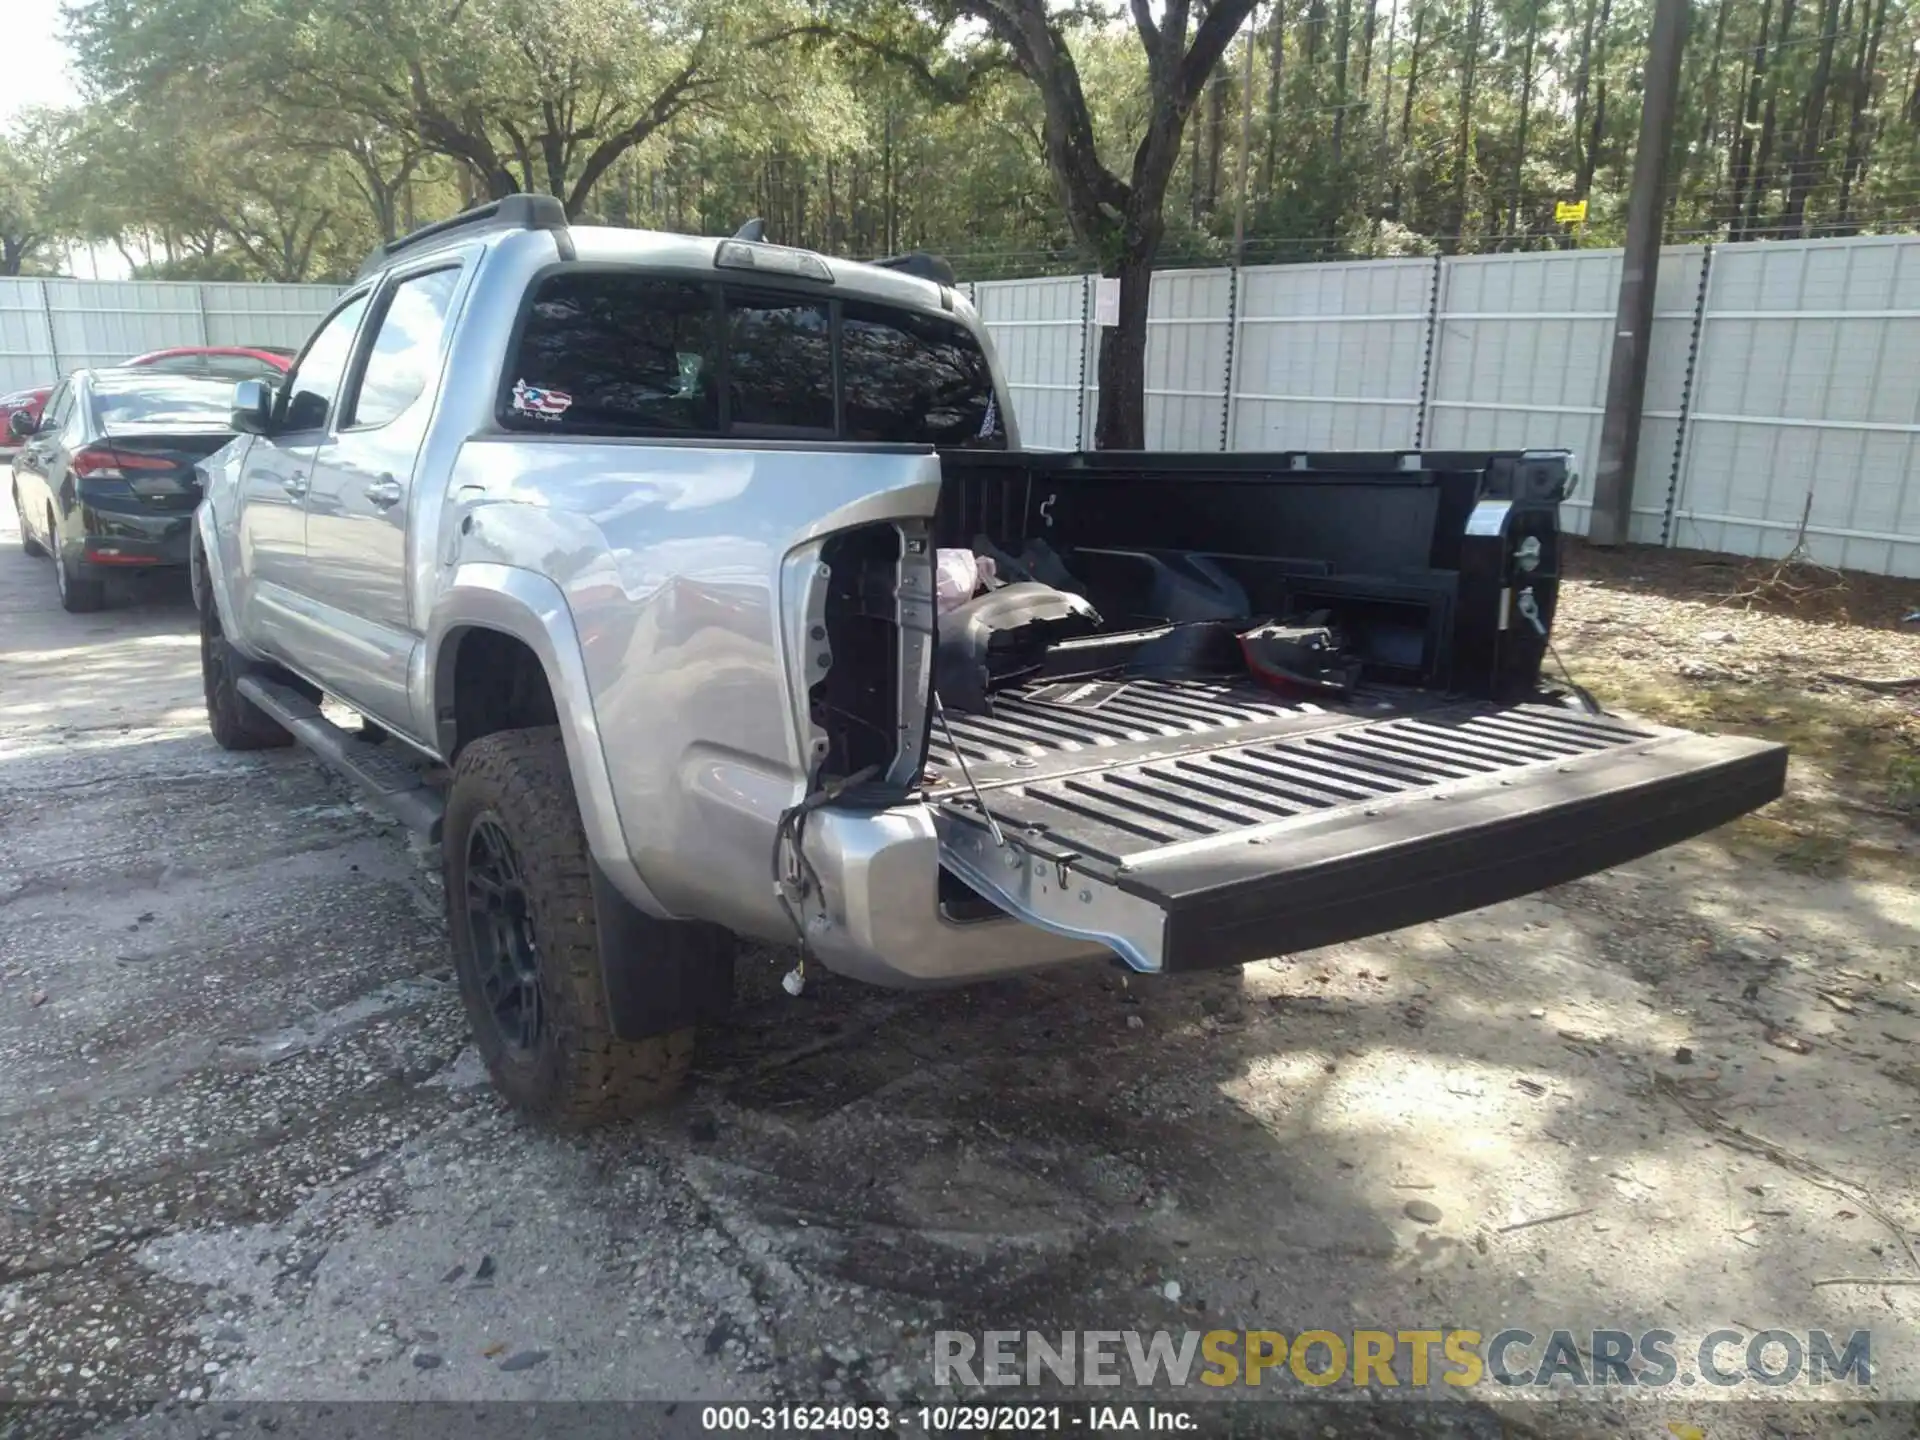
[[191, 197, 1788, 1126]]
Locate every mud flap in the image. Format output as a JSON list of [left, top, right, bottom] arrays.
[[933, 705, 1787, 973], [593, 861, 736, 1038]]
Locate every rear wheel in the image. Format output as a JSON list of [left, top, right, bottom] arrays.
[[197, 547, 296, 750], [15, 487, 44, 557], [50, 512, 105, 613], [444, 727, 694, 1128]]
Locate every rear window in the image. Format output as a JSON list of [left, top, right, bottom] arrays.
[[502, 271, 1004, 447], [138, 353, 283, 381], [91, 375, 233, 431]]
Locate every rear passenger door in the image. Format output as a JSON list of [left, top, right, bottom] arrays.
[[233, 291, 369, 659], [297, 262, 464, 726], [13, 381, 72, 529]]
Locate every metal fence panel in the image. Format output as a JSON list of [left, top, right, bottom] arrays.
[[1229, 258, 1433, 450], [0, 278, 342, 395], [0, 280, 56, 395], [1146, 268, 1232, 450], [43, 280, 209, 372], [968, 276, 1087, 451], [200, 283, 342, 349], [1423, 247, 1704, 543], [1673, 236, 1920, 577]]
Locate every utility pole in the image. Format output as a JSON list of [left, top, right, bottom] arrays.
[[1588, 0, 1688, 545]]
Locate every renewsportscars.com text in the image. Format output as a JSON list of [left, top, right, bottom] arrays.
[[933, 1328, 1872, 1391]]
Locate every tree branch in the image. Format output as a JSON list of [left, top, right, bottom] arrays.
[[1175, 0, 1260, 110]]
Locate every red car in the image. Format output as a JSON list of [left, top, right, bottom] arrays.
[[3, 347, 295, 443], [121, 346, 296, 381], [0, 385, 51, 439]]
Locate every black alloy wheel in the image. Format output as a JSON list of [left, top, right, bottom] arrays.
[[463, 812, 545, 1056]]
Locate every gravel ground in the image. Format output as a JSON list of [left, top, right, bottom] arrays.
[[3, 511, 1918, 1439]]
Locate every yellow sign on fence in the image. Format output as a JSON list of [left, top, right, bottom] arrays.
[[1555, 199, 1589, 224]]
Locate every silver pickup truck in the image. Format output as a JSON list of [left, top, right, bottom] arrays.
[[193, 197, 1788, 1127]]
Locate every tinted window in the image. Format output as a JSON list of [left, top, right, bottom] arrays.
[[842, 303, 1004, 447], [502, 272, 1001, 445], [726, 294, 832, 431], [282, 295, 369, 433], [40, 381, 72, 437], [91, 375, 233, 431], [507, 275, 716, 433], [351, 268, 461, 428]]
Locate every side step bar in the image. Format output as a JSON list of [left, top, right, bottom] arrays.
[[237, 676, 446, 840]]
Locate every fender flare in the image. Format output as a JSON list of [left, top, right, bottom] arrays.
[[423, 563, 672, 922], [190, 505, 254, 654]]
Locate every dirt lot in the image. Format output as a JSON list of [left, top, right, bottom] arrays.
[[2, 513, 1918, 1438]]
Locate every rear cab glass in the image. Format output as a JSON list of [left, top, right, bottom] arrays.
[[91, 375, 234, 432], [500, 270, 1005, 448]]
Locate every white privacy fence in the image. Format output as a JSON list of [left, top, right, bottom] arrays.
[[4, 242, 1914, 575], [0, 278, 343, 395], [968, 234, 1920, 578]]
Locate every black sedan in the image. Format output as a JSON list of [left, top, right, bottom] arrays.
[[10, 369, 241, 612]]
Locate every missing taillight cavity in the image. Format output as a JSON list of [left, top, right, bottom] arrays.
[[813, 526, 901, 784], [810, 521, 934, 789]]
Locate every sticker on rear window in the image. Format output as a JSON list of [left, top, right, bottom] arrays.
[[510, 379, 573, 421]]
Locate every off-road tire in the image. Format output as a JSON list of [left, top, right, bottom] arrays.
[[444, 727, 694, 1127], [198, 555, 296, 750], [15, 488, 45, 557]]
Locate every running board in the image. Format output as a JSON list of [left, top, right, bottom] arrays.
[[237, 676, 445, 840]]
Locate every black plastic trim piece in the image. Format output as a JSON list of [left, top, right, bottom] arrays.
[[357, 195, 569, 280], [1146, 732, 1786, 971], [591, 861, 735, 1039]]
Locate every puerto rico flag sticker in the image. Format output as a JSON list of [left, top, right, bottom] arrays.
[[511, 378, 573, 421]]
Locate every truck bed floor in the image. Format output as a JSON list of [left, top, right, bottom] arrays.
[[926, 676, 1661, 866]]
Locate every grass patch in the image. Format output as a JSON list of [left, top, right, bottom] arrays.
[[1563, 651, 1918, 877]]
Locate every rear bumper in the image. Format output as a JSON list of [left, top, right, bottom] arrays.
[[798, 803, 1114, 987], [73, 505, 193, 569]]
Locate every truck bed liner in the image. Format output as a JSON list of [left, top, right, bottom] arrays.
[[927, 677, 1449, 783]]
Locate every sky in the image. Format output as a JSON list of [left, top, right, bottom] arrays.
[[8, 0, 83, 122], [9, 0, 132, 278]]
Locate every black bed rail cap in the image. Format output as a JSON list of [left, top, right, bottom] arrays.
[[357, 195, 571, 279], [870, 251, 958, 287]]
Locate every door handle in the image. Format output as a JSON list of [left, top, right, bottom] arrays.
[[280, 472, 309, 499], [364, 475, 403, 508]]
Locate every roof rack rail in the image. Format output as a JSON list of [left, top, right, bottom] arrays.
[[356, 194, 571, 280], [870, 251, 958, 287]]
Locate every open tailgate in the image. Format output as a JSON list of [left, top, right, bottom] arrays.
[[930, 690, 1786, 972]]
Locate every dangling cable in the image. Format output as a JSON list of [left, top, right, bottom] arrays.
[[933, 694, 1004, 847], [770, 764, 879, 995]]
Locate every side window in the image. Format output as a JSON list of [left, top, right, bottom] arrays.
[[504, 274, 716, 433], [281, 294, 369, 434], [39, 382, 72, 437], [61, 386, 87, 445], [841, 303, 1005, 448], [349, 268, 461, 429], [725, 294, 832, 432]]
